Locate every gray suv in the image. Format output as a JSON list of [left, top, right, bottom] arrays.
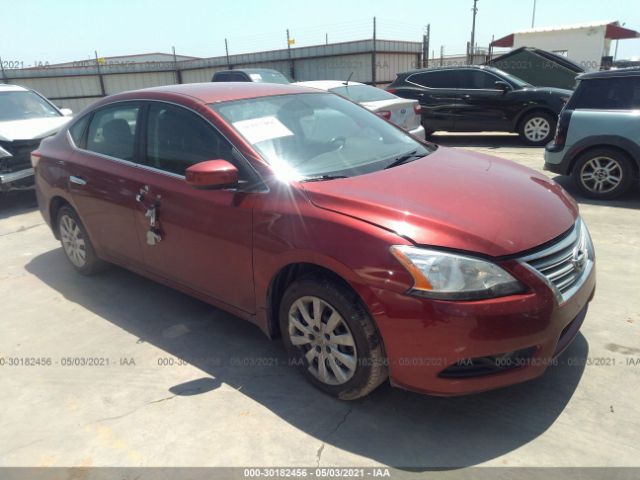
[[544, 68, 640, 199]]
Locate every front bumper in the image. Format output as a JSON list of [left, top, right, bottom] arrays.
[[0, 167, 35, 192], [373, 258, 595, 396], [544, 143, 571, 175]]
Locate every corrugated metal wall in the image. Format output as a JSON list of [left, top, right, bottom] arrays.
[[1, 39, 422, 112]]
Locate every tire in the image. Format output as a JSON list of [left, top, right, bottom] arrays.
[[279, 276, 387, 400], [57, 205, 107, 275], [518, 111, 556, 146], [571, 148, 635, 200]]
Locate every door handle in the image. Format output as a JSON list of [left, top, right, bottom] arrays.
[[69, 175, 87, 186], [462, 94, 472, 101]]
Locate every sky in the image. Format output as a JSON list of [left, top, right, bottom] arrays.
[[1, 0, 639, 65]]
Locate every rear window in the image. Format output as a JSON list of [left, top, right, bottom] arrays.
[[568, 77, 640, 110], [329, 85, 397, 102]]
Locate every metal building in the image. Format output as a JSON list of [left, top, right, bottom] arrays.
[[1, 39, 421, 113]]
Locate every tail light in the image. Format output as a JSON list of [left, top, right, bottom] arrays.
[[414, 103, 422, 115], [376, 110, 392, 120], [386, 88, 398, 94], [30, 150, 42, 169], [552, 110, 573, 149]]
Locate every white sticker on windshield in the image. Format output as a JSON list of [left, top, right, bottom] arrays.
[[249, 73, 263, 81], [232, 116, 294, 144]]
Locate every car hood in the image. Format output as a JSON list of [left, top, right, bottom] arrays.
[[0, 117, 71, 142], [301, 147, 578, 257]]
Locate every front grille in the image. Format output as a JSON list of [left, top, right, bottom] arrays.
[[0, 139, 41, 172], [519, 220, 593, 303]]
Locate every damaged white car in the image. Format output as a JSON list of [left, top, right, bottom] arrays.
[[0, 84, 73, 192]]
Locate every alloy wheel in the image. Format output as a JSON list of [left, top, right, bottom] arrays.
[[288, 296, 357, 385], [523, 117, 551, 142], [59, 214, 87, 267], [579, 156, 623, 194]]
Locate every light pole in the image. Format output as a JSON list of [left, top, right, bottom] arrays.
[[469, 0, 478, 63], [531, 0, 537, 28]]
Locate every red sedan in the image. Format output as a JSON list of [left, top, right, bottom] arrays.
[[33, 82, 596, 399]]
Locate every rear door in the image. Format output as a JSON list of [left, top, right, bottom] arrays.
[[405, 70, 461, 130], [131, 101, 256, 313], [67, 103, 145, 266]]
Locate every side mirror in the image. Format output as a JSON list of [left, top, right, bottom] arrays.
[[186, 159, 239, 189], [494, 81, 510, 93], [59, 108, 73, 116]]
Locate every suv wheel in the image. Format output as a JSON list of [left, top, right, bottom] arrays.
[[57, 206, 106, 275], [279, 276, 387, 400], [572, 148, 635, 200], [519, 112, 556, 146]]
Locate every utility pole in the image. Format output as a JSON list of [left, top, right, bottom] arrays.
[[225, 38, 231, 69], [422, 24, 430, 68], [469, 0, 478, 64], [172, 46, 182, 84], [531, 0, 537, 28], [371, 17, 377, 85], [286, 29, 295, 80], [326, 33, 328, 45]]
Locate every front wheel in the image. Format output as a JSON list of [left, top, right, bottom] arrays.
[[518, 112, 556, 146], [571, 148, 635, 199], [279, 276, 387, 400]]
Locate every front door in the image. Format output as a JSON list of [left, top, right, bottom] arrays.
[[133, 102, 256, 314]]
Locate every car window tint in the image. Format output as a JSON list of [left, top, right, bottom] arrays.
[[86, 105, 140, 161], [69, 114, 90, 148], [230, 72, 249, 81], [457, 70, 500, 89], [409, 71, 456, 88], [145, 104, 233, 176], [570, 77, 640, 110]]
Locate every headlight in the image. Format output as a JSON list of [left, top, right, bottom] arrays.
[[390, 246, 525, 300]]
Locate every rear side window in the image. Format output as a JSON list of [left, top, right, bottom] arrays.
[[408, 71, 456, 88], [86, 105, 140, 161], [569, 77, 640, 110], [69, 115, 90, 148], [145, 103, 233, 176]]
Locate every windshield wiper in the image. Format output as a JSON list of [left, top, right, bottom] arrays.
[[300, 174, 349, 182], [384, 150, 425, 170]]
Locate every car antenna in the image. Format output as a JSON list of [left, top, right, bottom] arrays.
[[343, 72, 353, 86]]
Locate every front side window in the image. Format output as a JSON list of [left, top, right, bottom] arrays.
[[212, 93, 431, 180], [457, 70, 501, 89], [145, 104, 233, 176], [569, 77, 640, 110], [86, 105, 140, 161], [0, 91, 61, 121]]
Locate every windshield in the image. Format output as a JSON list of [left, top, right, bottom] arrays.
[[211, 93, 431, 180], [492, 68, 532, 89], [329, 84, 398, 103], [0, 91, 61, 121], [249, 71, 290, 84]]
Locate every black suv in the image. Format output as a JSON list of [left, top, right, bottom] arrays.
[[211, 68, 290, 84], [387, 66, 572, 145]]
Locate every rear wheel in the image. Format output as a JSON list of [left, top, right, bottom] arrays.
[[571, 148, 635, 199], [57, 206, 106, 275], [279, 276, 387, 400], [519, 112, 556, 146]]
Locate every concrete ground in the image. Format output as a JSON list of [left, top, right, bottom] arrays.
[[1, 133, 639, 471]]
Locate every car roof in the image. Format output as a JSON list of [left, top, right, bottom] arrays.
[[0, 83, 29, 92], [114, 82, 322, 104], [577, 67, 640, 80], [398, 65, 500, 76], [295, 80, 366, 90]]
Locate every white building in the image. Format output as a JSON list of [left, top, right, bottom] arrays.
[[491, 21, 640, 72]]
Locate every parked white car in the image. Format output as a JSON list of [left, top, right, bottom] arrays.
[[296, 80, 425, 138], [0, 84, 73, 192]]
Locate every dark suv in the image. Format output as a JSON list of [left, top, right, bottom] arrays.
[[212, 68, 290, 84], [545, 67, 640, 199], [387, 66, 572, 145]]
